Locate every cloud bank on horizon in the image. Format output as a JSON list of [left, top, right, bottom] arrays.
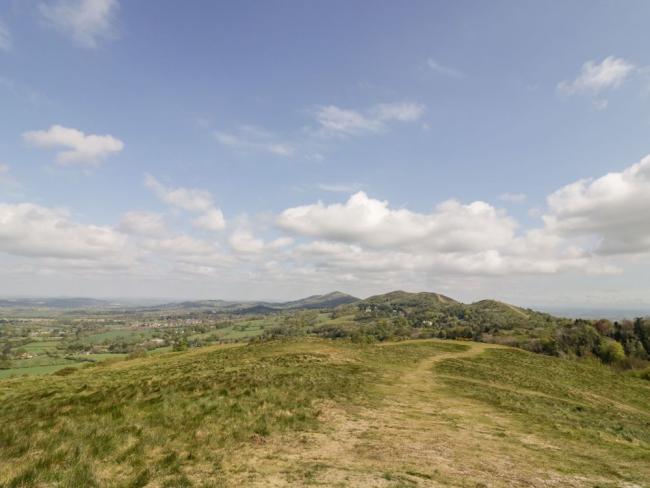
[[1, 1, 650, 305]]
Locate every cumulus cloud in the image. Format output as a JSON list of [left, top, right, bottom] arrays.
[[558, 56, 636, 96], [145, 175, 213, 212], [39, 0, 119, 48], [0, 202, 128, 262], [191, 208, 226, 232], [144, 174, 226, 231], [0, 19, 12, 51], [278, 191, 516, 252], [214, 125, 295, 156], [118, 211, 168, 237], [229, 228, 292, 254], [544, 154, 650, 255], [316, 102, 425, 136], [8, 157, 650, 293], [23, 125, 124, 167], [275, 191, 613, 279]]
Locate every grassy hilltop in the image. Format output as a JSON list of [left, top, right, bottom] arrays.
[[1, 338, 649, 487]]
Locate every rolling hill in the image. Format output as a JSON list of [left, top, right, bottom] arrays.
[[1, 338, 648, 487], [165, 291, 359, 313]]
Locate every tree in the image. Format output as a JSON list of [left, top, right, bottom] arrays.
[[556, 322, 601, 357], [597, 339, 626, 364], [633, 318, 650, 357]]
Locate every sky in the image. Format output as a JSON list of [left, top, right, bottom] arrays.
[[2, 0, 650, 307]]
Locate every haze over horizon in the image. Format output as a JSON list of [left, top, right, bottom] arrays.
[[2, 1, 650, 308]]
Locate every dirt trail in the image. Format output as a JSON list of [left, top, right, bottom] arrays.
[[386, 340, 497, 386], [229, 341, 609, 487]]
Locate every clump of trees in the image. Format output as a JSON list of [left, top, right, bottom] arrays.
[[308, 298, 650, 371]]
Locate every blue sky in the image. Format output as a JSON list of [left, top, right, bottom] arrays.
[[2, 0, 650, 307]]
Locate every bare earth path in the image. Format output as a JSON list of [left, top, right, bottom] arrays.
[[227, 340, 640, 488]]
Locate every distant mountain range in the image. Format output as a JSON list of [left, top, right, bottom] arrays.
[[0, 291, 647, 319], [0, 292, 360, 311], [0, 297, 116, 309], [166, 291, 359, 313]]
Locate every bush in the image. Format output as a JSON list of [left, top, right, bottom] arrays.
[[53, 366, 78, 376], [127, 349, 148, 360], [597, 339, 626, 364]]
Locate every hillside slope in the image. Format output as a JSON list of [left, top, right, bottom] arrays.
[[165, 292, 359, 313], [1, 339, 649, 487]]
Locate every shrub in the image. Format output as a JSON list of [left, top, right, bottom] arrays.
[[53, 367, 78, 376], [597, 339, 626, 364]]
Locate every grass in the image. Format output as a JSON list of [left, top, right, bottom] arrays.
[[0, 361, 84, 379], [0, 340, 374, 486], [188, 320, 268, 342], [20, 341, 62, 353], [82, 328, 152, 344], [435, 348, 650, 484], [1, 338, 649, 487]]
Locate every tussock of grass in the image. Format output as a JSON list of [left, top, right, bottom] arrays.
[[0, 341, 359, 486], [436, 348, 650, 483]]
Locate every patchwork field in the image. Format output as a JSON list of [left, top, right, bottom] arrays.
[[0, 338, 649, 487]]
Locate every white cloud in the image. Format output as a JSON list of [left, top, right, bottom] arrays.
[[499, 192, 527, 204], [229, 229, 266, 254], [118, 211, 168, 237], [558, 56, 636, 96], [427, 58, 463, 78], [316, 102, 425, 136], [544, 154, 650, 255], [23, 125, 124, 167], [140, 235, 234, 270], [39, 0, 119, 49], [316, 106, 380, 135], [4, 158, 640, 297], [144, 174, 226, 231], [279, 191, 516, 252], [0, 19, 12, 51], [229, 228, 293, 254], [275, 191, 611, 279], [145, 174, 213, 213], [142, 235, 215, 257], [192, 208, 226, 232], [214, 126, 295, 157], [0, 202, 128, 261]]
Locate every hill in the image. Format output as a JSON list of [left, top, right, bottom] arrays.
[[164, 292, 359, 313], [312, 290, 568, 345], [362, 290, 459, 308], [0, 297, 113, 309], [310, 291, 650, 365], [1, 338, 648, 487], [281, 291, 359, 309]]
